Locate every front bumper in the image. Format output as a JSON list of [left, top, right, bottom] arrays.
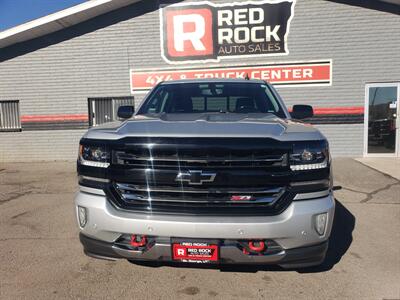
[[80, 233, 328, 268], [75, 189, 335, 267]]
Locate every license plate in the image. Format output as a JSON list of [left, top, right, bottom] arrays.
[[172, 242, 219, 263]]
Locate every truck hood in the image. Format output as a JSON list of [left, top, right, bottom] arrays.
[[83, 113, 325, 141]]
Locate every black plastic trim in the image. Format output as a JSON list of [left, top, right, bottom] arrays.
[[79, 233, 328, 267], [80, 233, 120, 259]]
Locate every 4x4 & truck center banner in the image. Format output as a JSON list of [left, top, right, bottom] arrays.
[[130, 61, 332, 92]]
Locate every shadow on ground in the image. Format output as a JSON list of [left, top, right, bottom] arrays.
[[297, 200, 355, 273], [130, 200, 355, 273]]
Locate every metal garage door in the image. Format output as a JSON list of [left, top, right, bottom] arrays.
[[88, 96, 135, 126]]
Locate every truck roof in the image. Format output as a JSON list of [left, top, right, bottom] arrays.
[[159, 78, 267, 85]]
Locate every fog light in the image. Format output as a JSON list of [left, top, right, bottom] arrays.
[[314, 213, 327, 236], [78, 206, 87, 228]]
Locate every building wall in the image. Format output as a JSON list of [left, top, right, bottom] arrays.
[[0, 0, 399, 162], [0, 130, 86, 162]]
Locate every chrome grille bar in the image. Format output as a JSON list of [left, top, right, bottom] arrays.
[[114, 182, 285, 204], [115, 183, 283, 194]]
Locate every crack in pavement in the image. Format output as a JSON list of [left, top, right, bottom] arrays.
[[337, 160, 400, 204], [359, 202, 400, 205], [339, 186, 368, 195], [339, 181, 400, 204], [0, 189, 73, 206], [0, 191, 33, 205], [11, 211, 30, 219], [0, 237, 77, 241], [1, 181, 37, 186], [11, 210, 32, 219], [340, 183, 400, 204], [360, 181, 400, 203]]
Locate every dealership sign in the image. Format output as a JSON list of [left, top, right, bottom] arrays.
[[160, 0, 295, 64], [130, 61, 332, 92]]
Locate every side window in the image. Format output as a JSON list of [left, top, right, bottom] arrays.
[[263, 85, 280, 112], [88, 96, 135, 126], [0, 100, 21, 132], [207, 97, 228, 112], [191, 97, 205, 112], [228, 97, 242, 112], [146, 89, 169, 113]]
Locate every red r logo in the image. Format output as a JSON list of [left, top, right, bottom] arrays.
[[174, 246, 187, 257], [164, 8, 214, 59]]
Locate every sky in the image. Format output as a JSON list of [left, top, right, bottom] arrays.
[[0, 0, 87, 31]]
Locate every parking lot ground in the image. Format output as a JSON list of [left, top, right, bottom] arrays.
[[356, 157, 400, 181], [0, 158, 399, 299]]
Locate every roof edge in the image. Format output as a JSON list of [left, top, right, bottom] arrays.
[[0, 0, 140, 49]]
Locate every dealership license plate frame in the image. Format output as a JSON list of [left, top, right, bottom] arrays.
[[171, 238, 220, 263]]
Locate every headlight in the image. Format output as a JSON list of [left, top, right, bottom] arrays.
[[290, 140, 329, 171], [79, 144, 110, 168]]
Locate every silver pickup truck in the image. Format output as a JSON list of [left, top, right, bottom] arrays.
[[75, 79, 335, 269]]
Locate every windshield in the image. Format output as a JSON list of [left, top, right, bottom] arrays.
[[138, 82, 286, 118]]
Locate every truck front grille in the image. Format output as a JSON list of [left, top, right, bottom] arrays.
[[106, 137, 293, 215], [108, 182, 293, 216], [114, 151, 287, 169]]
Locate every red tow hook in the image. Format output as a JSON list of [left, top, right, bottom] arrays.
[[248, 241, 265, 252], [130, 235, 147, 247]]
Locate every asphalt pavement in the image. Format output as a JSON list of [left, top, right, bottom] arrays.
[[0, 158, 399, 299]]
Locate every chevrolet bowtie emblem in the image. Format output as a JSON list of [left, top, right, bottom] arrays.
[[175, 170, 216, 185]]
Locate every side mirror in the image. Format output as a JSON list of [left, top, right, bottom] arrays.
[[291, 105, 314, 119], [117, 105, 134, 119]]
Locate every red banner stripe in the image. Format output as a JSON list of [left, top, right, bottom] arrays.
[[288, 106, 364, 115], [21, 114, 89, 122], [313, 107, 364, 115], [20, 107, 364, 123]]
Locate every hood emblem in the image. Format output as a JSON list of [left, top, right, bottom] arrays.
[[175, 170, 216, 185]]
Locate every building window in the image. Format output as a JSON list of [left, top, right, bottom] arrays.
[[88, 97, 135, 126], [0, 100, 21, 132]]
